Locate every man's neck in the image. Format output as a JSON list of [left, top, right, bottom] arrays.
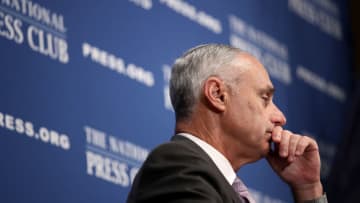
[[175, 115, 258, 171]]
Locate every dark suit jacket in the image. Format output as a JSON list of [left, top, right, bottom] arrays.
[[127, 135, 245, 203]]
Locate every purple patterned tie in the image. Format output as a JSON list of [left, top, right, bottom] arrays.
[[232, 177, 256, 203]]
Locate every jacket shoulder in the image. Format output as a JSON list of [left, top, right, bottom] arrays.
[[127, 136, 242, 203]]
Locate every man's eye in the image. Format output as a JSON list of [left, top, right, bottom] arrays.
[[262, 96, 270, 105]]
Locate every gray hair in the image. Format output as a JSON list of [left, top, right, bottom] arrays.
[[169, 44, 243, 120]]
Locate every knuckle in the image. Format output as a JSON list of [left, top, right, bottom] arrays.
[[283, 130, 292, 135]]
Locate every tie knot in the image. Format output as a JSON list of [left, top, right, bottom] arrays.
[[232, 177, 248, 192], [232, 177, 256, 203]]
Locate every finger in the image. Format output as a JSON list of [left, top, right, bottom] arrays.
[[295, 136, 319, 156], [295, 136, 313, 156], [288, 134, 301, 162], [272, 126, 283, 143], [279, 130, 291, 158]]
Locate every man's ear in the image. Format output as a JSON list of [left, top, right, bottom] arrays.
[[203, 76, 227, 112]]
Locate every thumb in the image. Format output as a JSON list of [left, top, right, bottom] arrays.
[[266, 151, 288, 172]]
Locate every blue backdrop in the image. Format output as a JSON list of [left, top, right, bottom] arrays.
[[0, 0, 352, 202]]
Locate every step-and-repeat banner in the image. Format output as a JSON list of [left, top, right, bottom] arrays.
[[0, 0, 352, 202]]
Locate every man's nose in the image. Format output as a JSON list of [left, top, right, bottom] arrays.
[[271, 104, 286, 126]]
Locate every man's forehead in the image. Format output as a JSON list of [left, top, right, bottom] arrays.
[[232, 53, 274, 91], [231, 52, 265, 72], [232, 53, 269, 75]]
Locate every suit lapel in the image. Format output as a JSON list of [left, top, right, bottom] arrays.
[[171, 135, 246, 203]]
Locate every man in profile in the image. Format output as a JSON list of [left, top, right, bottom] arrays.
[[127, 44, 327, 203]]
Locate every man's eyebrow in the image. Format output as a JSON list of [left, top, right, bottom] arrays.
[[259, 86, 275, 95]]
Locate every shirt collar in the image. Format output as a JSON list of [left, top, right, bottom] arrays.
[[177, 133, 237, 185]]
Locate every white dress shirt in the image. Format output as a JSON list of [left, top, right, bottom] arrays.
[[178, 133, 236, 185]]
